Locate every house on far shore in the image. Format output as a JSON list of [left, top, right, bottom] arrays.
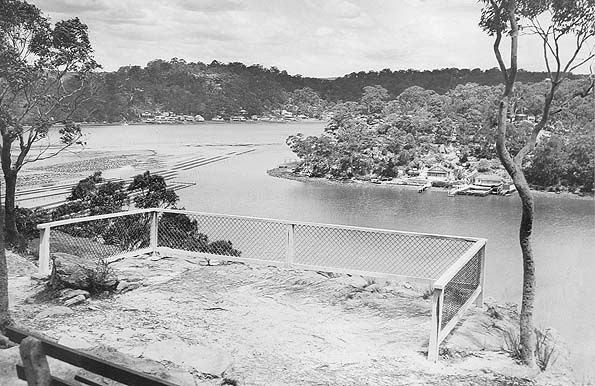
[[474, 173, 503, 187], [426, 164, 452, 182]]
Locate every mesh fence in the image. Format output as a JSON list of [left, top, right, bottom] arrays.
[[50, 213, 152, 261], [46, 210, 479, 285], [294, 224, 475, 280], [157, 212, 287, 262], [441, 247, 482, 329]]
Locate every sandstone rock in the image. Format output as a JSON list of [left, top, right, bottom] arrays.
[[80, 346, 197, 386], [365, 283, 382, 292], [141, 337, 232, 377], [59, 289, 90, 301], [331, 275, 368, 289], [50, 252, 118, 292], [64, 294, 87, 306], [36, 306, 74, 319], [116, 281, 142, 293]]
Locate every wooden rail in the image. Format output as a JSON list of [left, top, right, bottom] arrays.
[[6, 326, 179, 386]]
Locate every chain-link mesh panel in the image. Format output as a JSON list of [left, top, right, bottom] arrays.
[[293, 225, 474, 280], [157, 212, 287, 262], [50, 213, 152, 261], [441, 248, 482, 329]]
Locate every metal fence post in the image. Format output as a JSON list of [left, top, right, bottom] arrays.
[[428, 288, 443, 362], [150, 210, 158, 257], [286, 223, 295, 268], [475, 242, 486, 307], [38, 227, 51, 276]]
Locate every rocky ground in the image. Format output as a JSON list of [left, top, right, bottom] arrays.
[[1, 252, 578, 386]]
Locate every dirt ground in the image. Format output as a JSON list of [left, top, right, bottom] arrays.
[[1, 252, 576, 386]]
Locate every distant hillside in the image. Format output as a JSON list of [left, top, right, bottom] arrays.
[[72, 58, 579, 122]]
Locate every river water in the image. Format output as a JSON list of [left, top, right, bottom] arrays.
[[79, 122, 594, 380]]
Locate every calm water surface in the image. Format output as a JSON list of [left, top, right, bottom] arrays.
[[82, 123, 594, 380]]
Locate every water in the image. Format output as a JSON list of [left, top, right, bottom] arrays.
[[78, 123, 595, 379]]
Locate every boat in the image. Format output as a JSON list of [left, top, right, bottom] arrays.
[[448, 185, 470, 197], [418, 182, 431, 193]]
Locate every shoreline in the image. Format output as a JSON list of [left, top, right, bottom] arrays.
[[267, 166, 594, 201]]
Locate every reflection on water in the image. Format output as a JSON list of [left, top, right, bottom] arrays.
[[84, 123, 594, 380]]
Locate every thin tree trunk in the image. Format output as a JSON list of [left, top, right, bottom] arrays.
[[517, 180, 536, 364], [1, 133, 19, 246], [0, 180, 10, 330], [495, 97, 537, 366], [4, 171, 18, 246]]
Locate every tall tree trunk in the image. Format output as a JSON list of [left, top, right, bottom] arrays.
[[495, 97, 536, 366], [1, 133, 19, 247], [4, 171, 18, 246], [517, 180, 536, 364], [0, 183, 10, 330]]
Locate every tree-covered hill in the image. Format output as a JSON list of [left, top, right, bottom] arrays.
[[73, 58, 580, 122]]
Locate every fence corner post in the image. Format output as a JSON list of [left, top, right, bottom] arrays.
[[285, 223, 295, 268], [38, 228, 51, 276], [20, 336, 52, 386], [475, 241, 486, 307], [150, 210, 159, 258], [428, 288, 443, 362]]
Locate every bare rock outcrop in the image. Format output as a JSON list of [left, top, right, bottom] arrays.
[[50, 252, 118, 293]]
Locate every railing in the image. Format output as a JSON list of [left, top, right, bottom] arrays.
[[36, 208, 486, 361]]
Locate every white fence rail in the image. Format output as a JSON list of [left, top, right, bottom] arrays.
[[37, 208, 486, 361]]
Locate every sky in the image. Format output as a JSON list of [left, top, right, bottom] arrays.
[[35, 0, 593, 77]]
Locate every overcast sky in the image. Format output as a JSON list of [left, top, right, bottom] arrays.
[[35, 0, 592, 77]]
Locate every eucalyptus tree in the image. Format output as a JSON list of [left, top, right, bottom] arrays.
[[479, 0, 594, 366], [0, 0, 98, 329]]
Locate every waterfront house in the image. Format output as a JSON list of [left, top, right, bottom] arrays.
[[427, 165, 452, 182]]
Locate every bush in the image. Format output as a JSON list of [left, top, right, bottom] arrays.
[[476, 158, 491, 172], [84, 258, 119, 295], [158, 212, 241, 257], [535, 328, 558, 371], [15, 207, 50, 240], [502, 327, 558, 371], [102, 214, 151, 250]]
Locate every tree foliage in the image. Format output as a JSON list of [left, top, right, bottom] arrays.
[[288, 79, 592, 189], [48, 171, 241, 256], [0, 0, 99, 246]]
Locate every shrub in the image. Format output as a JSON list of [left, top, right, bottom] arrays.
[[102, 214, 151, 250], [502, 327, 558, 371], [158, 212, 241, 257], [83, 258, 119, 295], [15, 207, 50, 240], [535, 328, 558, 371], [502, 327, 522, 361]]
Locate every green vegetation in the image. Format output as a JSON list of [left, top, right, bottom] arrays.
[[69, 58, 572, 123], [15, 171, 241, 258], [286, 80, 594, 192]]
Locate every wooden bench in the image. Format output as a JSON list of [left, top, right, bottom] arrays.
[[6, 325, 179, 386]]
